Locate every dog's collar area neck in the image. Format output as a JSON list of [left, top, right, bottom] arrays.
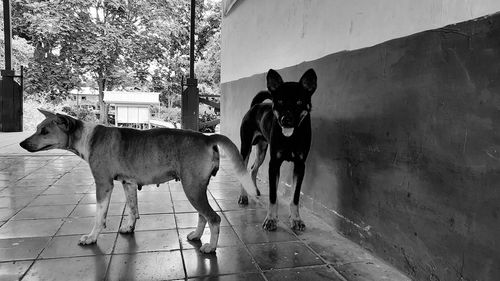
[[64, 134, 73, 150], [64, 133, 83, 158], [297, 112, 309, 127]]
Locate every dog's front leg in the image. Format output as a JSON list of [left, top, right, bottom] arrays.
[[290, 161, 306, 231], [79, 179, 113, 245], [262, 158, 281, 231], [119, 182, 139, 234]]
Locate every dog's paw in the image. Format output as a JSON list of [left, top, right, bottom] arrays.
[[119, 225, 135, 234], [199, 243, 216, 254], [238, 195, 249, 205], [78, 234, 97, 245], [262, 216, 278, 231], [187, 231, 202, 241], [290, 218, 306, 231]]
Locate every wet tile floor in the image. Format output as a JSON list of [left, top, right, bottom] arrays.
[[0, 132, 409, 281]]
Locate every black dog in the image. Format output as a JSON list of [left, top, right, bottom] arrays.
[[238, 68, 317, 231]]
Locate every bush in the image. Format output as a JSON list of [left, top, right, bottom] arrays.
[[155, 107, 181, 124], [23, 97, 98, 131], [151, 105, 219, 132], [23, 97, 63, 131], [61, 105, 98, 122], [199, 111, 219, 133]]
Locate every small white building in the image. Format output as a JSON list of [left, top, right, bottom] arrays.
[[103, 91, 160, 128], [69, 87, 99, 108]]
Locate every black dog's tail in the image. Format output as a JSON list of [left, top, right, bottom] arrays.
[[250, 91, 272, 107]]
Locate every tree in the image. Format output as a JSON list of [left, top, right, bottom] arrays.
[[151, 0, 222, 100], [13, 0, 174, 122], [195, 30, 220, 96], [11, 0, 85, 102], [11, 0, 221, 124], [0, 5, 34, 75]]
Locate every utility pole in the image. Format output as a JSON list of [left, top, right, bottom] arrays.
[[1, 0, 23, 132], [181, 0, 199, 130], [3, 0, 12, 71]]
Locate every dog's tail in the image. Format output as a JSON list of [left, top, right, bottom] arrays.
[[250, 91, 272, 107], [209, 134, 257, 197]]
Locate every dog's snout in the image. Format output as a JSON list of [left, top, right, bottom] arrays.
[[19, 140, 27, 149], [280, 115, 294, 127], [19, 139, 34, 152]]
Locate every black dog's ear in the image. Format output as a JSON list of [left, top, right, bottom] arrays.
[[55, 113, 78, 133], [267, 69, 283, 92], [299, 69, 317, 95], [38, 108, 56, 118]]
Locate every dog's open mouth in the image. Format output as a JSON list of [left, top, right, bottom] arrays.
[[35, 144, 55, 152], [281, 127, 294, 137]]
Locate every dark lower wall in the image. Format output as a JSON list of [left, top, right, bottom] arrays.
[[221, 13, 500, 281]]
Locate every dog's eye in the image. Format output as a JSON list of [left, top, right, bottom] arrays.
[[40, 128, 49, 135], [297, 100, 303, 105]]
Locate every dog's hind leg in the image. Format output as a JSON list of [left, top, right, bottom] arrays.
[[183, 177, 220, 253], [119, 182, 139, 234], [187, 213, 207, 241], [79, 177, 113, 245], [289, 161, 306, 231], [238, 129, 253, 205], [197, 204, 221, 254], [250, 141, 267, 196]]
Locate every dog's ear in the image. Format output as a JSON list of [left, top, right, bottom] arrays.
[[267, 69, 283, 92], [38, 108, 56, 119], [299, 69, 317, 96], [55, 113, 78, 133]]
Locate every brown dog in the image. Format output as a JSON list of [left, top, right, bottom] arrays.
[[20, 109, 256, 253]]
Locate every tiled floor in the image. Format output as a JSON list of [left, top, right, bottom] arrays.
[[0, 132, 410, 281]]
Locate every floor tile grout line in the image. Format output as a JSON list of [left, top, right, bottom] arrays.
[[168, 181, 189, 281], [18, 190, 82, 279], [14, 157, 96, 280], [103, 192, 127, 281], [53, 184, 102, 237], [27, 253, 113, 261], [0, 258, 39, 264], [213, 176, 343, 280], [1, 250, 36, 280], [251, 179, 340, 259], [282, 212, 349, 281], [0, 157, 70, 228], [214, 195, 270, 281], [260, 263, 341, 273], [15, 156, 61, 182], [293, 243, 348, 281], [33, 247, 188, 262], [5, 157, 346, 280]]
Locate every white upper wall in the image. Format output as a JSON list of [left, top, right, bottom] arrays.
[[221, 0, 500, 83]]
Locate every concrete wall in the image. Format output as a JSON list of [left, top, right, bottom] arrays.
[[221, 3, 500, 281], [221, 0, 500, 83]]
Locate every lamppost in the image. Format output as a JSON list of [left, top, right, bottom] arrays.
[[1, 0, 23, 132], [181, 0, 199, 130]]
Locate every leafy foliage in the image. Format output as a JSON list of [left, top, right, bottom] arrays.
[[61, 105, 98, 122], [10, 0, 221, 125], [0, 5, 34, 74]]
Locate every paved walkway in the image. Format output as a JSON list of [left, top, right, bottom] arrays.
[[0, 132, 410, 281]]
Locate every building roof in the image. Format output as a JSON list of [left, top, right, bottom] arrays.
[[69, 87, 99, 96], [103, 91, 160, 105]]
